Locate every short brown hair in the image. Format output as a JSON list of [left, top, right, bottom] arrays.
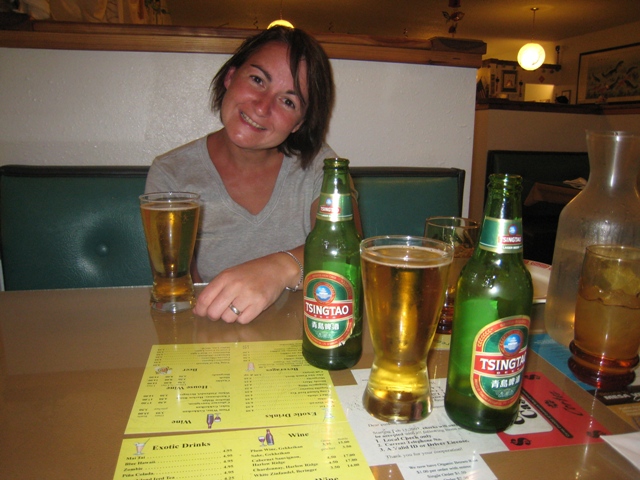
[[210, 26, 334, 169]]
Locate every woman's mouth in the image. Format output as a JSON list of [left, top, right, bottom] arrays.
[[241, 112, 266, 130]]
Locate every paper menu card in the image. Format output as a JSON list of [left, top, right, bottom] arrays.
[[114, 422, 374, 480], [125, 341, 346, 435], [337, 370, 612, 480]]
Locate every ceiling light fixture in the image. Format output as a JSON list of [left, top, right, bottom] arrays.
[[268, 0, 294, 29], [517, 7, 545, 71]]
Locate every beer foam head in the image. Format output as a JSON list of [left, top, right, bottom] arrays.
[[363, 245, 452, 268], [141, 201, 200, 211]]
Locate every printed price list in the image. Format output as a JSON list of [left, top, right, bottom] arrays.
[[114, 423, 374, 480], [125, 341, 346, 434]]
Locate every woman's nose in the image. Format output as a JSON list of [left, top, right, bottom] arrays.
[[253, 93, 272, 115]]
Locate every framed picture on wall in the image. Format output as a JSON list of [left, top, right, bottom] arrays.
[[501, 70, 518, 92], [577, 42, 640, 104]]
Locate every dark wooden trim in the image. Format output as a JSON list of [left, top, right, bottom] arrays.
[[477, 99, 601, 114], [0, 164, 149, 178], [481, 57, 561, 72], [599, 103, 640, 115], [476, 98, 640, 115], [0, 21, 486, 68]]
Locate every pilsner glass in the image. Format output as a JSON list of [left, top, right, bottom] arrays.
[[569, 244, 640, 390], [139, 192, 200, 313], [361, 236, 453, 423], [424, 216, 479, 334]]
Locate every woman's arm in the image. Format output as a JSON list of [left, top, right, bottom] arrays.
[[193, 247, 306, 324], [193, 177, 361, 325]]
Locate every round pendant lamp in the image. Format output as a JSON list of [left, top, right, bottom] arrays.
[[517, 8, 545, 71], [268, 0, 293, 29], [518, 43, 546, 71], [268, 19, 294, 29]]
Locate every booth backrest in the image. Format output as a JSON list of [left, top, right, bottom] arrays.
[[486, 150, 589, 201], [485, 150, 589, 263], [351, 167, 465, 237], [0, 164, 465, 290], [0, 165, 152, 291]]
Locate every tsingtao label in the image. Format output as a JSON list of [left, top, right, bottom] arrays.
[[471, 316, 530, 409], [303, 271, 355, 349]]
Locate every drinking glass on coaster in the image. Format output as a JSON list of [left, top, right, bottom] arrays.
[[424, 216, 479, 334], [139, 192, 201, 313], [360, 236, 453, 423], [568, 244, 640, 391]]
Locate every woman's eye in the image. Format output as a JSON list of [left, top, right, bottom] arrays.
[[283, 98, 296, 109], [250, 75, 263, 85]]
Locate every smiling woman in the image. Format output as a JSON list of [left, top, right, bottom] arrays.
[[210, 27, 333, 168], [216, 43, 309, 160], [144, 26, 338, 326]]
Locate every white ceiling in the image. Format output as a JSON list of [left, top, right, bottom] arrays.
[[165, 0, 640, 58]]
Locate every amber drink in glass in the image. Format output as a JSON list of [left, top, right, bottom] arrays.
[[569, 244, 640, 390], [360, 236, 453, 423], [140, 192, 200, 313], [425, 216, 479, 334]]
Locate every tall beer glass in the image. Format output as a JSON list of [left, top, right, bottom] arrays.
[[361, 236, 453, 423], [139, 192, 200, 313], [425, 216, 479, 334]]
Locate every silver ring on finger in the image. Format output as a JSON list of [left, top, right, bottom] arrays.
[[228, 303, 242, 316]]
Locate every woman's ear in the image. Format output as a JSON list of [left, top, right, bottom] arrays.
[[223, 67, 237, 89], [291, 119, 304, 134]]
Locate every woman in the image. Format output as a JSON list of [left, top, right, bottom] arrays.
[[145, 26, 337, 324]]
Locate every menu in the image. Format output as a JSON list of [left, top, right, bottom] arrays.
[[337, 371, 504, 479], [114, 422, 372, 479], [432, 333, 451, 350], [125, 341, 346, 435], [336, 369, 611, 480], [115, 338, 619, 480], [116, 340, 373, 479]]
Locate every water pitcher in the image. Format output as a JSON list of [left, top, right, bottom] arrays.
[[545, 131, 640, 346]]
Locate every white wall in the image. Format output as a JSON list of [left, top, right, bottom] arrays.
[[0, 47, 477, 214]]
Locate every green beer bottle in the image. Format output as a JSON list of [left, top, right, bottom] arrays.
[[302, 158, 363, 370], [444, 173, 533, 433]]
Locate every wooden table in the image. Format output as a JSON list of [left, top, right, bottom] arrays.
[[0, 287, 637, 479]]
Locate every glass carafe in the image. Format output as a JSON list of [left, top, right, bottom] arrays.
[[545, 131, 640, 347]]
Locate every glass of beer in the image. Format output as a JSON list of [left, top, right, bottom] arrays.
[[568, 244, 640, 391], [360, 235, 453, 423], [425, 217, 479, 335], [139, 192, 201, 313]]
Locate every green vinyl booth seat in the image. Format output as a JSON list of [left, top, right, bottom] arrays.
[[0, 165, 153, 291], [351, 167, 465, 238], [0, 164, 465, 290]]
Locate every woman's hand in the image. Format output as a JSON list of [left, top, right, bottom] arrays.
[[193, 249, 303, 324]]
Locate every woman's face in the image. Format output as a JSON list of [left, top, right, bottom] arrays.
[[220, 42, 308, 153]]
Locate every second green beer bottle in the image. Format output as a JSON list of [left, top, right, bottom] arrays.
[[444, 173, 533, 433], [302, 158, 363, 370]]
